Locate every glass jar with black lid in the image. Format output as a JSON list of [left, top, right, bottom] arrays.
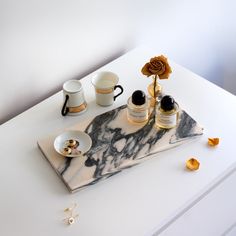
[[127, 90, 149, 124], [155, 95, 179, 129]]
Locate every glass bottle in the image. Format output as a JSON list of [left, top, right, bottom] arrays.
[[155, 95, 179, 129], [127, 90, 149, 124]]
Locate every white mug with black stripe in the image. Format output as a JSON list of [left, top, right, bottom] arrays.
[[61, 80, 87, 116]]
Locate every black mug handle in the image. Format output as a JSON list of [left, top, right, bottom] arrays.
[[61, 95, 69, 116], [113, 85, 124, 101]]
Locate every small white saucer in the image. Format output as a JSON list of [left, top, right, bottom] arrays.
[[54, 130, 92, 158]]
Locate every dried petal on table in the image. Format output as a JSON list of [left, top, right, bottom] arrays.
[[208, 138, 220, 146], [186, 158, 200, 171]]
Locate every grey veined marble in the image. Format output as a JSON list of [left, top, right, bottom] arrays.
[[38, 105, 203, 193]]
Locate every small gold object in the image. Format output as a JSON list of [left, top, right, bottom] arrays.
[[64, 203, 77, 212], [62, 139, 82, 157], [186, 158, 200, 171], [63, 203, 79, 226], [62, 147, 72, 156], [68, 217, 75, 225], [64, 207, 73, 212], [63, 215, 79, 225], [66, 139, 78, 148], [208, 138, 220, 146]]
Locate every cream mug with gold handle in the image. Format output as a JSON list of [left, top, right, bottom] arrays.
[[91, 71, 124, 106]]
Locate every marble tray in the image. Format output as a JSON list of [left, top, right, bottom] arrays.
[[38, 105, 203, 193]]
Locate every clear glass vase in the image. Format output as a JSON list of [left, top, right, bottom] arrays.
[[147, 76, 162, 107]]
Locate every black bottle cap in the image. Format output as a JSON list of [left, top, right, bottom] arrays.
[[160, 95, 175, 111], [132, 90, 146, 105]]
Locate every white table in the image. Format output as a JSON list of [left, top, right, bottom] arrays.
[[1, 47, 236, 236]]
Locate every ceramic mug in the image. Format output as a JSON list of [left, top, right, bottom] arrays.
[[91, 71, 124, 106], [61, 80, 87, 116]]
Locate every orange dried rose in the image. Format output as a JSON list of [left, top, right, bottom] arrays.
[[186, 158, 200, 171], [141, 55, 172, 79], [208, 138, 220, 146]]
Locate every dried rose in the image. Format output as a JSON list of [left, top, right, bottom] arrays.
[[186, 158, 200, 171], [141, 55, 172, 79], [208, 138, 220, 146]]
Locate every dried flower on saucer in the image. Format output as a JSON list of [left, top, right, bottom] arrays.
[[62, 147, 72, 156], [186, 158, 200, 171], [208, 138, 219, 146]]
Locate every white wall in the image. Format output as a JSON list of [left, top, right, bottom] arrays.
[[135, 0, 236, 93], [0, 0, 135, 124], [1, 0, 236, 124]]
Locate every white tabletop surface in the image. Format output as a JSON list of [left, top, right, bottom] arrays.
[[1, 47, 236, 236], [155, 168, 236, 236]]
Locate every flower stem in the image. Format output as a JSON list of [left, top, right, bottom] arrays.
[[153, 75, 157, 107]]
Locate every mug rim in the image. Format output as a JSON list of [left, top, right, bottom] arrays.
[[91, 71, 119, 89], [63, 80, 82, 93]]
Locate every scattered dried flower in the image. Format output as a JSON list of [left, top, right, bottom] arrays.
[[186, 158, 200, 171], [208, 138, 220, 146]]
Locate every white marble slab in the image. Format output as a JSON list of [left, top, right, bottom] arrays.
[[38, 104, 203, 193]]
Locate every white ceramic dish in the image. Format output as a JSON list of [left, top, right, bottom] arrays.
[[54, 130, 92, 157]]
